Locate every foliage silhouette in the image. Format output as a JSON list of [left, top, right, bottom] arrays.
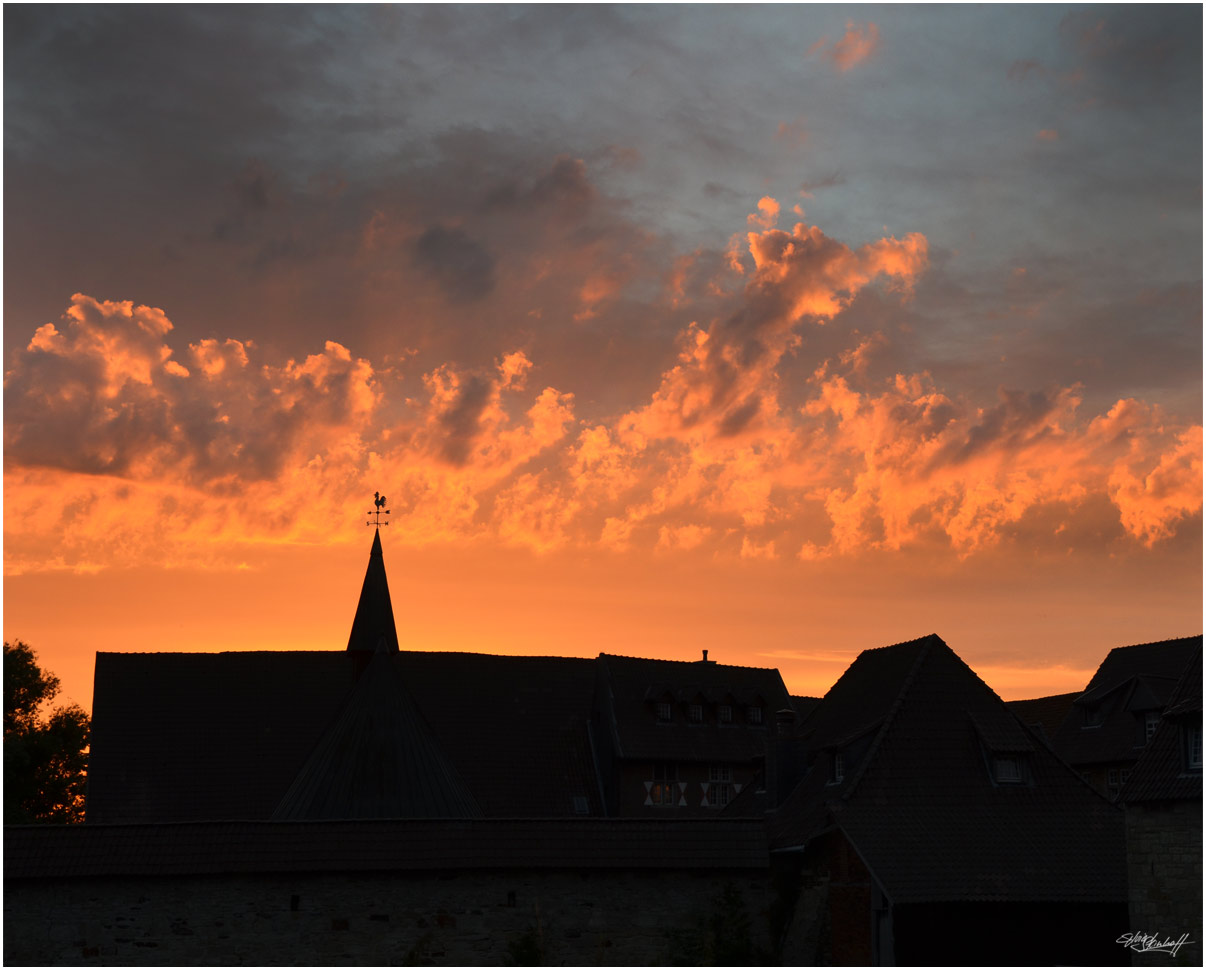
[[4, 640, 90, 823]]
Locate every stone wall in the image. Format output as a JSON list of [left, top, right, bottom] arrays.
[[5, 867, 778, 966], [1125, 799, 1203, 967]]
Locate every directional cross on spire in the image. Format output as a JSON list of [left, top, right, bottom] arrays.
[[366, 491, 390, 528]]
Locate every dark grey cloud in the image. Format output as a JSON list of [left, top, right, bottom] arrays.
[[412, 226, 496, 304]]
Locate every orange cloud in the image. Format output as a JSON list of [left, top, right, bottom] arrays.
[[816, 21, 881, 72], [1036, 128, 1060, 141], [4, 196, 1200, 577]]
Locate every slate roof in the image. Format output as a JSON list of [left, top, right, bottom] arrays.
[[769, 634, 1126, 904], [5, 818, 769, 880], [1119, 646, 1202, 803], [1006, 692, 1077, 742], [594, 653, 791, 763], [273, 647, 482, 820], [87, 650, 603, 822], [346, 528, 399, 652], [1051, 636, 1201, 767]]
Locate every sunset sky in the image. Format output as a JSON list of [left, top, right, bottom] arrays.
[[4, 5, 1202, 714]]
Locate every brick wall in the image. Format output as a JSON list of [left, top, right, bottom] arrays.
[[1125, 799, 1203, 967], [5, 867, 778, 966]]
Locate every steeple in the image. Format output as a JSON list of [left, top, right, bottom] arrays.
[[346, 527, 400, 652]]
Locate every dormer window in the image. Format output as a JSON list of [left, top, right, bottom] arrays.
[[1187, 725, 1203, 771], [994, 756, 1023, 784], [688, 703, 703, 724], [719, 704, 732, 724], [1083, 705, 1103, 728], [656, 701, 672, 722], [1144, 710, 1161, 743], [747, 705, 762, 725], [829, 752, 845, 784]]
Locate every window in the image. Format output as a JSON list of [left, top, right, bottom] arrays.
[[829, 752, 845, 784], [994, 756, 1022, 784], [1120, 769, 1131, 786], [1188, 725, 1203, 770], [707, 765, 733, 808], [572, 795, 589, 815], [1083, 705, 1103, 727], [1144, 711, 1161, 743], [689, 703, 703, 724], [656, 701, 672, 722], [1107, 768, 1119, 788], [719, 704, 732, 724], [650, 762, 678, 807], [747, 705, 763, 725]]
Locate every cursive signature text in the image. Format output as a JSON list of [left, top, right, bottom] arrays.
[[1117, 931, 1193, 958]]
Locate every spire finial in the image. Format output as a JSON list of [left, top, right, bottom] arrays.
[[367, 491, 390, 528]]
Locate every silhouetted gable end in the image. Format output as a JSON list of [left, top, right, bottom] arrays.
[[1120, 646, 1203, 803], [273, 649, 481, 820], [346, 528, 399, 653], [771, 634, 1127, 904], [1052, 635, 1202, 766]]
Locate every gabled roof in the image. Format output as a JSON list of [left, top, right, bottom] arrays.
[[594, 653, 791, 763], [87, 650, 604, 822], [770, 634, 1126, 904], [273, 648, 481, 820], [1051, 635, 1201, 766], [1005, 692, 1077, 742], [1120, 646, 1202, 803], [346, 528, 399, 652]]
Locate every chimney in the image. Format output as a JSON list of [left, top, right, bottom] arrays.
[[766, 708, 797, 807], [701, 649, 714, 663]]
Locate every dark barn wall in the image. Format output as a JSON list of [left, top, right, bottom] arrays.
[[4, 867, 777, 966], [1126, 799, 1203, 967]]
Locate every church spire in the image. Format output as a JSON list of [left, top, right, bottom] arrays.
[[346, 525, 400, 653]]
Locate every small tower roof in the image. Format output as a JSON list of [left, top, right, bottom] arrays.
[[347, 528, 399, 653], [271, 648, 482, 820]]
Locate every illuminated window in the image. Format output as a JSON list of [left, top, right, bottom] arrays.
[[650, 762, 678, 807], [707, 765, 733, 808]]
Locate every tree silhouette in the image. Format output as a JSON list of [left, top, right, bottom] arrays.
[[4, 641, 89, 823]]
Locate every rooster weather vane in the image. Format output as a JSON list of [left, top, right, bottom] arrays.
[[366, 491, 390, 528]]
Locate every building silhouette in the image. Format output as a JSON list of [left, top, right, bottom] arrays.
[[6, 527, 1184, 965]]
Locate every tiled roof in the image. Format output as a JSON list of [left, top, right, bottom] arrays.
[[595, 653, 791, 763], [770, 634, 1126, 904], [1119, 647, 1202, 803], [346, 528, 399, 652], [1051, 636, 1201, 767], [5, 818, 769, 880], [1005, 692, 1077, 742], [272, 648, 482, 819], [88, 650, 604, 822], [790, 695, 822, 722]]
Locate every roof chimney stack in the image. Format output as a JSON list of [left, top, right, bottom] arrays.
[[701, 649, 713, 663]]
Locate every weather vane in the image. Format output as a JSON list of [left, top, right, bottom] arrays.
[[366, 491, 390, 528]]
